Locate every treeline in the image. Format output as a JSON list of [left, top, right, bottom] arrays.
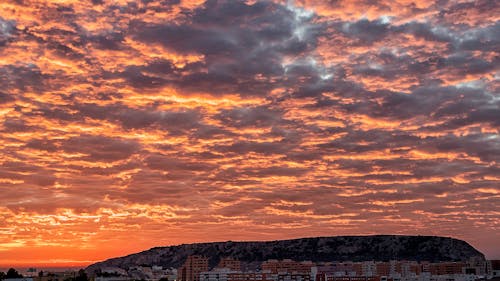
[[0, 268, 88, 281], [0, 268, 24, 280]]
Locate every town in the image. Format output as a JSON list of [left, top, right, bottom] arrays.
[[2, 257, 499, 281]]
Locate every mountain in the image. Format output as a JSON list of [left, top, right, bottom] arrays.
[[86, 235, 484, 273]]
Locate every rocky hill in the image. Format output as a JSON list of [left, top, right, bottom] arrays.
[[86, 235, 484, 273]]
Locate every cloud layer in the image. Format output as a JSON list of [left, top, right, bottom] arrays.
[[0, 0, 498, 265]]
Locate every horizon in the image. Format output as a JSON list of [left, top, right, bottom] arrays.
[[0, 234, 497, 268], [0, 0, 499, 266]]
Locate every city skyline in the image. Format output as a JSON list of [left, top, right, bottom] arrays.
[[2, 255, 499, 279], [0, 0, 499, 266]]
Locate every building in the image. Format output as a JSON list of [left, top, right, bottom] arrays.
[[315, 262, 358, 281], [278, 273, 311, 281], [128, 266, 154, 280], [159, 268, 178, 281], [262, 260, 314, 274], [489, 260, 500, 278], [463, 257, 487, 276], [353, 264, 363, 276], [227, 272, 275, 281], [95, 277, 131, 281], [374, 261, 420, 278], [427, 274, 477, 281], [34, 271, 77, 281], [325, 276, 380, 281], [428, 263, 465, 275], [361, 262, 377, 277], [376, 263, 392, 277], [200, 268, 240, 281], [178, 255, 209, 281], [218, 258, 242, 271], [400, 261, 421, 277]]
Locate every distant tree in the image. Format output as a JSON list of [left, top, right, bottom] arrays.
[[38, 271, 44, 277], [6, 268, 23, 279], [74, 269, 88, 281], [0, 271, 6, 280]]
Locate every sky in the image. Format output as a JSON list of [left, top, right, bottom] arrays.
[[0, 0, 499, 267]]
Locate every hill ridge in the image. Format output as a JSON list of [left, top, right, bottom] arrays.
[[86, 235, 484, 273]]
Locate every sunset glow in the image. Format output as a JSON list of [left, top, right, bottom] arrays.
[[0, 0, 499, 267]]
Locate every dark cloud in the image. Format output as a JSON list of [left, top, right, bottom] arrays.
[[0, 161, 56, 187], [133, 1, 298, 55], [319, 129, 421, 153], [128, 0, 321, 96], [70, 103, 202, 134], [0, 64, 45, 92], [87, 32, 126, 50], [340, 19, 390, 44], [418, 133, 500, 163], [0, 91, 15, 104], [214, 140, 293, 155], [217, 106, 285, 128], [401, 21, 454, 43], [60, 135, 141, 161], [3, 118, 33, 132], [145, 154, 216, 172], [0, 17, 16, 45], [455, 22, 500, 51], [365, 85, 495, 123]]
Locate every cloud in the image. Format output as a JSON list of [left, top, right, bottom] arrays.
[[217, 106, 285, 128], [0, 0, 498, 262], [340, 18, 390, 44], [0, 17, 16, 45], [60, 135, 141, 162]]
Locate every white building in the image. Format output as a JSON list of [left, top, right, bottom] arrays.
[[95, 277, 131, 281], [200, 268, 240, 281], [362, 262, 376, 277]]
